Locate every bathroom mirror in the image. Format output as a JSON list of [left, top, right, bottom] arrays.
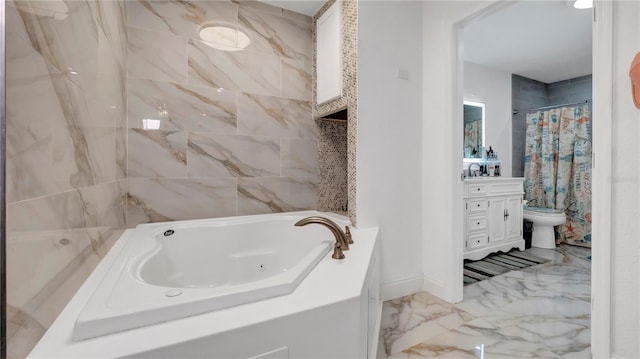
[[463, 100, 485, 159]]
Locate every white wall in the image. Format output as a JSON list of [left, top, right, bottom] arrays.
[[421, 0, 495, 301], [464, 61, 512, 177], [610, 1, 640, 357], [357, 1, 424, 296]]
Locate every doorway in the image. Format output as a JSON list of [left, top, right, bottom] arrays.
[[453, 1, 612, 357]]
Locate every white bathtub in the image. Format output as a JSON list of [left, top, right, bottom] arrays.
[[73, 212, 343, 341], [30, 211, 381, 358]]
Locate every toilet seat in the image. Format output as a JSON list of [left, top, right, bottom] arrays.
[[524, 206, 564, 215], [523, 206, 565, 220]]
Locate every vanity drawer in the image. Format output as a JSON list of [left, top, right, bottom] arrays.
[[467, 199, 488, 212], [488, 182, 524, 195], [467, 231, 488, 249], [467, 215, 487, 231], [466, 184, 488, 196]]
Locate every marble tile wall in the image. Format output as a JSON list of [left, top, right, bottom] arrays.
[[125, 0, 317, 226], [313, 0, 358, 223], [6, 1, 127, 358]]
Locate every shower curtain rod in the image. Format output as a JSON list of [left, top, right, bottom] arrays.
[[513, 99, 590, 115]]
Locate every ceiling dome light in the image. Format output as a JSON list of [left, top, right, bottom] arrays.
[[199, 24, 251, 52], [573, 0, 593, 9]]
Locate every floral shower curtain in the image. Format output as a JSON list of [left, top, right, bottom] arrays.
[[523, 104, 592, 247]]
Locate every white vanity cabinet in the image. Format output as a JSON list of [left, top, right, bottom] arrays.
[[464, 178, 525, 260]]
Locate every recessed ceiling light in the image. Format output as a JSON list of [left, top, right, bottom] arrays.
[[573, 0, 593, 9], [199, 24, 251, 52]]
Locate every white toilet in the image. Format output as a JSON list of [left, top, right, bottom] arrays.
[[523, 206, 566, 249]]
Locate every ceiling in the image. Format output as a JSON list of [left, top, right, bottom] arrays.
[[259, 0, 325, 16], [463, 1, 592, 84], [257, 1, 592, 84]]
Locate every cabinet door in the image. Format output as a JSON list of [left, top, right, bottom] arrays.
[[316, 1, 342, 105], [506, 196, 523, 240], [488, 198, 506, 243]]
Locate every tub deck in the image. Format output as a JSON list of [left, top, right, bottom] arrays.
[[28, 212, 381, 358]]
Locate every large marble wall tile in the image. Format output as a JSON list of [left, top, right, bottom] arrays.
[[7, 1, 128, 357], [237, 93, 315, 139], [95, 1, 127, 178], [52, 124, 116, 187], [235, 1, 283, 17], [188, 39, 280, 96], [7, 227, 112, 359], [7, 141, 58, 205], [187, 133, 280, 178], [8, 14, 123, 200], [95, 1, 127, 69], [6, 15, 77, 201], [128, 129, 188, 178], [281, 138, 318, 178], [97, 180, 127, 229], [7, 228, 102, 319], [6, 10, 60, 157], [127, 26, 187, 83], [238, 5, 312, 61], [282, 8, 313, 24], [127, 178, 237, 226], [15, 1, 100, 91], [237, 177, 317, 215], [128, 79, 237, 133], [7, 187, 98, 233], [127, 0, 238, 40], [282, 58, 312, 101], [7, 305, 45, 359]]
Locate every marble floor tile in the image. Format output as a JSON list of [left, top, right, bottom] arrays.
[[380, 245, 591, 358]]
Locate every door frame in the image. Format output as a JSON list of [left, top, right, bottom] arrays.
[[452, 1, 612, 356]]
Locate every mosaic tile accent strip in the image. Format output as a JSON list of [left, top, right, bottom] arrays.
[[313, 0, 358, 224], [317, 120, 348, 212]]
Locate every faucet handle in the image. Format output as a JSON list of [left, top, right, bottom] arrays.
[[332, 242, 345, 259], [345, 226, 353, 244]]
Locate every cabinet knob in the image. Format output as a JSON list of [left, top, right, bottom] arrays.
[[477, 204, 481, 207], [477, 222, 480, 225]]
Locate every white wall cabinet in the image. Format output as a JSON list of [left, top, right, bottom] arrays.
[[316, 0, 342, 105], [464, 178, 525, 260]]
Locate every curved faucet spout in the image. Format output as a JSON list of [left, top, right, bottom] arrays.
[[295, 216, 350, 259]]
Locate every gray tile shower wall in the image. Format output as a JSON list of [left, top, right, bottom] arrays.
[[547, 75, 593, 106], [6, 1, 128, 357], [125, 0, 317, 227], [511, 74, 592, 177], [511, 75, 548, 177]]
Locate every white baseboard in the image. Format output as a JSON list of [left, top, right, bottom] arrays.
[[381, 275, 424, 301], [381, 275, 455, 303], [422, 275, 450, 302]]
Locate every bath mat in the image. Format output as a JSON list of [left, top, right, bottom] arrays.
[[463, 249, 550, 285]]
